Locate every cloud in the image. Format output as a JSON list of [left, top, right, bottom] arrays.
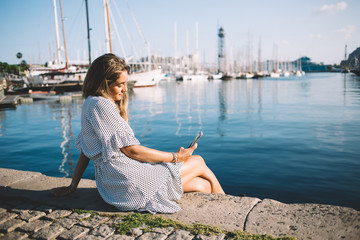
[[335, 25, 357, 39], [317, 1, 347, 14], [308, 33, 327, 40]]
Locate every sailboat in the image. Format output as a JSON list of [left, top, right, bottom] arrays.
[[27, 0, 87, 91], [295, 59, 305, 76], [181, 22, 209, 81], [270, 44, 281, 78], [254, 37, 265, 79], [104, 0, 164, 88], [130, 68, 164, 87]]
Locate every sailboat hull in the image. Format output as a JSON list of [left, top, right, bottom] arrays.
[[129, 69, 164, 88]]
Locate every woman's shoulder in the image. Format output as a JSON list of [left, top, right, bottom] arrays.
[[85, 96, 113, 108], [83, 96, 119, 119]]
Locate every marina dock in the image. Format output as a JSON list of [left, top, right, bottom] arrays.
[[0, 95, 20, 108]]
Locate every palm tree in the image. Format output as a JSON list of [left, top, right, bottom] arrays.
[[16, 52, 23, 60], [16, 52, 23, 74]]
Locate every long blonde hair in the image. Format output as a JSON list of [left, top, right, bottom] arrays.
[[82, 53, 130, 122]]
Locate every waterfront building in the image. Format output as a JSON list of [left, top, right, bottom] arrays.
[[297, 56, 327, 72], [0, 76, 5, 100]]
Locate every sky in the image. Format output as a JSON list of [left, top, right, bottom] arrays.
[[0, 0, 359, 66]]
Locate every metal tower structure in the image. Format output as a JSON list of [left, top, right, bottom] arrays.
[[218, 27, 225, 73], [344, 44, 348, 60]]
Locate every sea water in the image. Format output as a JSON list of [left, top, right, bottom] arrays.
[[0, 72, 359, 210]]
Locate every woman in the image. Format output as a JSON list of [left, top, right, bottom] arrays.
[[51, 53, 224, 214]]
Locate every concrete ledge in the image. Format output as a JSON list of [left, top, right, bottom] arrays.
[[245, 198, 360, 239], [0, 168, 42, 187], [164, 193, 261, 231], [0, 168, 359, 240], [0, 168, 113, 213]]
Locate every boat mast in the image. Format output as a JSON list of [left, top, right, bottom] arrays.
[[247, 30, 251, 73], [59, 0, 69, 69], [195, 21, 200, 72], [258, 37, 262, 73], [53, 0, 61, 66], [106, 1, 113, 53], [173, 22, 177, 75], [85, 0, 92, 66], [103, 0, 112, 53], [186, 30, 189, 74]]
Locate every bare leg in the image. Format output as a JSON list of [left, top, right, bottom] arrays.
[[182, 176, 211, 193], [180, 155, 225, 194]]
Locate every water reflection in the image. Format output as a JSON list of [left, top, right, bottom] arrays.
[[343, 73, 360, 105], [218, 81, 227, 121], [257, 79, 262, 115], [38, 100, 76, 177], [246, 79, 253, 113], [314, 123, 345, 151], [0, 73, 359, 210], [58, 104, 74, 177], [0, 111, 5, 136], [217, 80, 227, 136], [128, 84, 167, 140], [174, 82, 182, 136], [130, 78, 286, 138], [162, 80, 206, 136]]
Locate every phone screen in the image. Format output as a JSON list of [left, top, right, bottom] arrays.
[[189, 131, 203, 148]]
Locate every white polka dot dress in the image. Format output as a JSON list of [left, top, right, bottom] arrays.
[[75, 96, 183, 214]]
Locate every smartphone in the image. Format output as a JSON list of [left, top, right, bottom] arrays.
[[188, 131, 203, 148]]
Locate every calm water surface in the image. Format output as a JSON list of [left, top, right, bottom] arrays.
[[1, 73, 359, 210]]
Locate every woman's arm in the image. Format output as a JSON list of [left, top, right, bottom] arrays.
[[50, 152, 90, 196], [121, 144, 197, 163]]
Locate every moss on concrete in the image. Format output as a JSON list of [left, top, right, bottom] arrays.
[[115, 212, 297, 240], [71, 208, 96, 217]]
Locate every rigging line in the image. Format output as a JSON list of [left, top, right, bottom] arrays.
[[124, 0, 148, 46], [67, 0, 85, 39], [111, 0, 143, 70], [108, 7, 127, 58], [124, 0, 153, 70]]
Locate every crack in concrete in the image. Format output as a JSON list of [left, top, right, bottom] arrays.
[[243, 199, 262, 231]]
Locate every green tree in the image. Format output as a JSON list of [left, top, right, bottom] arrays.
[[20, 60, 29, 71], [0, 61, 22, 74], [0, 62, 5, 73], [10, 65, 19, 74], [16, 52, 23, 60], [0, 62, 10, 73]]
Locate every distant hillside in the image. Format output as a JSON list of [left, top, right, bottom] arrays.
[[348, 47, 360, 69]]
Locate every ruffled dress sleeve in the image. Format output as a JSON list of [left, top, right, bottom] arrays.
[[75, 96, 139, 162]]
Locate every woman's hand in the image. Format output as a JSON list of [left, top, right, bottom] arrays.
[[50, 152, 88, 197], [50, 183, 76, 197], [176, 143, 197, 162]]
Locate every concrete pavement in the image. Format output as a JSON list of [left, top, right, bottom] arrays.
[[0, 168, 359, 239]]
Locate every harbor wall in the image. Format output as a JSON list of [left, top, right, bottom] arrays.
[[0, 168, 359, 239]]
